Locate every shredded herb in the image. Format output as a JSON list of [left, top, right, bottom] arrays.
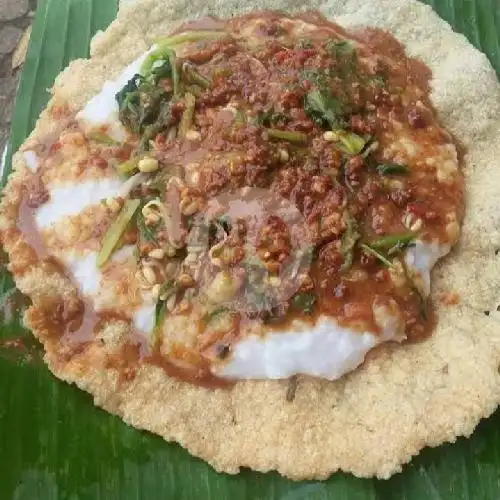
[[360, 243, 393, 267], [376, 163, 411, 175], [291, 292, 317, 314], [304, 88, 345, 130], [340, 213, 361, 272], [136, 213, 158, 243], [97, 199, 140, 267], [266, 128, 308, 144], [257, 109, 290, 127], [367, 233, 416, 253], [401, 260, 428, 320]]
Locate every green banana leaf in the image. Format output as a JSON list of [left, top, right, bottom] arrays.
[[1, 0, 499, 498]]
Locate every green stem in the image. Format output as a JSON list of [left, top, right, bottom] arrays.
[[97, 199, 141, 267], [367, 233, 416, 251], [360, 244, 393, 267], [184, 65, 211, 89], [266, 128, 308, 144], [166, 49, 180, 96]]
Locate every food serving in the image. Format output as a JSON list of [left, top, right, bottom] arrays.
[[1, 0, 500, 480]]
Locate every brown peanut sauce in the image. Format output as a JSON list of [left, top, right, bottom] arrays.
[[168, 10, 462, 345], [12, 10, 464, 387]]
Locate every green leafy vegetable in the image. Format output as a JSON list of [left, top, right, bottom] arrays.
[[325, 39, 356, 58], [139, 101, 174, 151], [332, 130, 366, 155], [365, 229, 417, 265], [369, 74, 387, 87], [325, 39, 358, 79], [401, 260, 428, 320], [136, 213, 158, 243], [116, 49, 176, 142], [257, 109, 290, 127], [377, 163, 411, 175], [141, 48, 175, 83], [203, 306, 231, 325], [304, 89, 345, 130], [340, 213, 361, 272], [160, 279, 179, 302], [182, 64, 211, 89], [266, 128, 308, 144], [166, 49, 179, 96], [360, 243, 393, 267], [367, 233, 416, 254], [97, 199, 141, 267], [291, 292, 317, 314]]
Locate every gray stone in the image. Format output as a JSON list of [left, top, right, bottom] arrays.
[[0, 25, 23, 56], [0, 76, 18, 125], [0, 0, 29, 21]]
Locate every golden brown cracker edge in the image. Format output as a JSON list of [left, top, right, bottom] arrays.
[[1, 0, 500, 480]]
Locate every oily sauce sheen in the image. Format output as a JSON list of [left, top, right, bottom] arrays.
[[14, 11, 464, 386]]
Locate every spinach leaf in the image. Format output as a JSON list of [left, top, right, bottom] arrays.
[[115, 74, 142, 111], [115, 54, 175, 140], [304, 88, 345, 130]]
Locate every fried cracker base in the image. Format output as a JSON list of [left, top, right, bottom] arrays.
[[1, 0, 500, 480]]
